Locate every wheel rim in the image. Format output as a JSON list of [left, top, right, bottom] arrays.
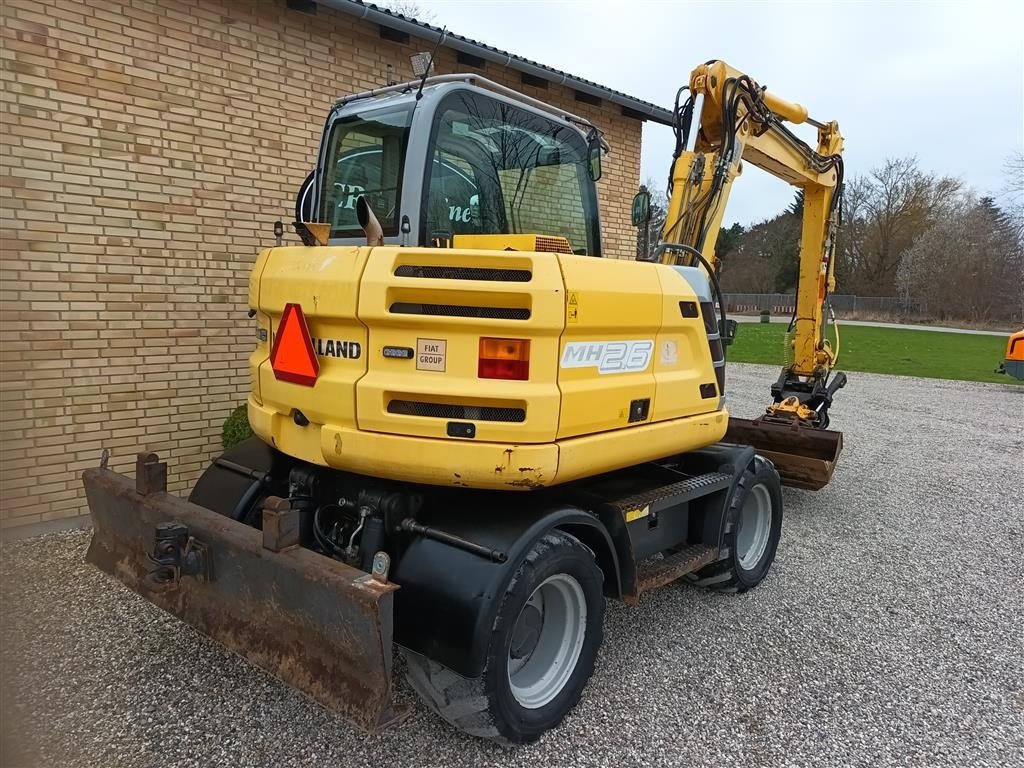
[[507, 573, 587, 709], [736, 483, 772, 570]]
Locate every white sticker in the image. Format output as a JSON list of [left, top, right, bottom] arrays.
[[660, 340, 678, 365], [560, 340, 654, 375], [416, 338, 446, 371]]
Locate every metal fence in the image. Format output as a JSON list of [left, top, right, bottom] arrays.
[[724, 293, 920, 316]]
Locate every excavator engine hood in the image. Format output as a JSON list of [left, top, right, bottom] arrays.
[[82, 453, 404, 732]]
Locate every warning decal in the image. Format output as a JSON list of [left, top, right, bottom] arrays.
[[567, 292, 579, 324]]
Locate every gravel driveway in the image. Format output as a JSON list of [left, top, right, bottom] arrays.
[[2, 364, 1022, 767]]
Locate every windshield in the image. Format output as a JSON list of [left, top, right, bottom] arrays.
[[422, 91, 601, 255], [320, 106, 412, 239]]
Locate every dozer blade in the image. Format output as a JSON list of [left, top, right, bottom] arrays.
[[724, 417, 843, 490], [82, 453, 405, 732]]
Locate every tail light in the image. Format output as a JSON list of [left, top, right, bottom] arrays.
[[478, 337, 530, 381]]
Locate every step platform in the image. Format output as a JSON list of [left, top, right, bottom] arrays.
[[626, 543, 718, 604]]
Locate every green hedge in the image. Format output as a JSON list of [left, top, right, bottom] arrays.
[[222, 404, 253, 449]]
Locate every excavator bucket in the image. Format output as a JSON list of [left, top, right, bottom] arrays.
[[82, 453, 405, 732], [725, 417, 843, 490]]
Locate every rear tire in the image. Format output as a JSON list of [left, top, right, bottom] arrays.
[[686, 456, 783, 593], [402, 530, 605, 744]]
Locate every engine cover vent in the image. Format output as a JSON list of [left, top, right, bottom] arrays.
[[388, 400, 526, 423], [389, 303, 530, 320], [395, 265, 532, 282]]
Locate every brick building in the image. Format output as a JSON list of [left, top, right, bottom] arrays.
[[0, 0, 672, 531]]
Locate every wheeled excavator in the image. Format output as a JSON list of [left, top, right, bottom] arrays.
[[83, 60, 846, 744]]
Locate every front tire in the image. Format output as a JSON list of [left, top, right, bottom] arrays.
[[687, 456, 783, 593], [402, 530, 605, 744]]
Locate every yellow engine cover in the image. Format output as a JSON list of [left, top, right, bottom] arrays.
[[248, 246, 728, 490]]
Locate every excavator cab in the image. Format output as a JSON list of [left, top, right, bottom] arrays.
[[299, 77, 604, 256]]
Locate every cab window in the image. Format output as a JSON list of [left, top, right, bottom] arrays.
[[424, 150, 482, 239], [320, 106, 412, 238], [422, 92, 601, 255]]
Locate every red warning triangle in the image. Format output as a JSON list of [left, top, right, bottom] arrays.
[[270, 303, 319, 386]]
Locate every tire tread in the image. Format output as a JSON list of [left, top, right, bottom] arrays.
[[400, 531, 603, 744]]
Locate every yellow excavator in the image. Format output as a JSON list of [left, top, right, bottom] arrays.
[[83, 60, 845, 744]]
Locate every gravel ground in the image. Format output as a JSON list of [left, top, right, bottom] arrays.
[[2, 364, 1022, 767]]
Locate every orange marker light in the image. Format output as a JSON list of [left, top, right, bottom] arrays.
[[270, 303, 319, 386], [479, 337, 530, 380]]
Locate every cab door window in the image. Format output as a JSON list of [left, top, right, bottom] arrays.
[[424, 150, 481, 239], [320, 106, 412, 238], [422, 91, 601, 255]]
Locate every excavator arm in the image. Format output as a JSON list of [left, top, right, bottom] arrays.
[[642, 60, 846, 488], [654, 60, 846, 428]]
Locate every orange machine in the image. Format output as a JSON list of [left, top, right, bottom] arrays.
[[998, 330, 1024, 379]]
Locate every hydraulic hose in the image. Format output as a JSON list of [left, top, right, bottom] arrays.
[[829, 304, 840, 364]]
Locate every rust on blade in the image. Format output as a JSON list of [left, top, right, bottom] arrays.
[[725, 417, 843, 490], [82, 456, 406, 733]]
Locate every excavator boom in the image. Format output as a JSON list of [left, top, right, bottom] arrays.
[[649, 60, 846, 487]]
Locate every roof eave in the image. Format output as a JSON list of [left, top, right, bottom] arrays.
[[315, 0, 674, 126]]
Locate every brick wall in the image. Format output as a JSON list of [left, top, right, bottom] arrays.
[[0, 0, 645, 529]]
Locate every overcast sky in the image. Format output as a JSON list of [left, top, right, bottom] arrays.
[[413, 0, 1024, 226]]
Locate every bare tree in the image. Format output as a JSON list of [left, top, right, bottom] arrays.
[[635, 179, 668, 260], [1000, 151, 1023, 202], [720, 211, 797, 293], [898, 195, 1023, 322], [998, 151, 1023, 247], [715, 192, 799, 293], [375, 1, 437, 23], [837, 157, 962, 295]]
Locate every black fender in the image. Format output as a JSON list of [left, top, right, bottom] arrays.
[[684, 443, 757, 549], [391, 498, 619, 678], [188, 437, 294, 522]]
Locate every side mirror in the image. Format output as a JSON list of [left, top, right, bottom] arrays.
[[631, 189, 652, 227], [720, 318, 738, 346], [587, 141, 602, 182]]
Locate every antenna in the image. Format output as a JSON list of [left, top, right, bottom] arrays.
[[413, 27, 447, 101]]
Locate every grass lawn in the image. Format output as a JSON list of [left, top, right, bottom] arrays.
[[727, 323, 1019, 385]]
